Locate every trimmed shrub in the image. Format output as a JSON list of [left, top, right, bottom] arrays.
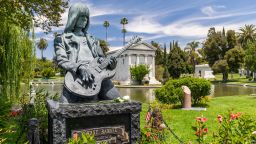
[[41, 68, 55, 78], [155, 77, 211, 105]]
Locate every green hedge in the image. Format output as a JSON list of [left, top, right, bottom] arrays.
[[155, 77, 211, 105]]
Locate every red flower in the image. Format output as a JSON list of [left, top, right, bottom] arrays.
[[10, 111, 17, 117], [235, 112, 241, 118], [203, 128, 208, 133], [196, 117, 208, 123], [217, 115, 223, 123], [146, 131, 151, 138], [72, 132, 78, 141], [230, 112, 241, 121]]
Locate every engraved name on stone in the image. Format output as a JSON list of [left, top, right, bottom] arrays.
[[72, 126, 129, 143]]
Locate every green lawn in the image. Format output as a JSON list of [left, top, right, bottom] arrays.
[[140, 95, 256, 143], [211, 73, 256, 86]]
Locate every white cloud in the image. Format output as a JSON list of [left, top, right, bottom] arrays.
[[201, 6, 216, 16]]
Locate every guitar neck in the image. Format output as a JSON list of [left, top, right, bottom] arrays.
[[99, 43, 134, 70]]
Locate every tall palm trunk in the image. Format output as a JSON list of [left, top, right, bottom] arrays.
[[123, 24, 125, 46], [105, 27, 108, 42], [41, 49, 43, 59]]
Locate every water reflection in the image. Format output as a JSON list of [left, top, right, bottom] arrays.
[[35, 84, 256, 103]]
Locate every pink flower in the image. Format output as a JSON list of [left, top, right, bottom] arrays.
[[217, 115, 223, 123], [196, 117, 208, 123], [72, 132, 78, 141]]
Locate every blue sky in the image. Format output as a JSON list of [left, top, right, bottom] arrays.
[[35, 0, 256, 59]]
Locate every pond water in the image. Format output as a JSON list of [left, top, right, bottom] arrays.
[[35, 84, 256, 103]]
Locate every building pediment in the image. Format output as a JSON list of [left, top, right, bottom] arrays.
[[128, 42, 156, 51]]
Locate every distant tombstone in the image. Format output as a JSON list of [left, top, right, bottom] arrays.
[[182, 86, 191, 109], [28, 118, 40, 144]]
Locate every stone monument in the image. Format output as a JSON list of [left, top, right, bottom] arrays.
[[47, 3, 141, 144]]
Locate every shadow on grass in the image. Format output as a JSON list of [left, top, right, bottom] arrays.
[[171, 103, 210, 109]]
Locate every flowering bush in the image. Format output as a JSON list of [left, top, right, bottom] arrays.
[[139, 108, 168, 144], [213, 112, 256, 143], [192, 116, 208, 144]]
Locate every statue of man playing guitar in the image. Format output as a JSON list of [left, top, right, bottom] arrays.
[[54, 3, 120, 103]]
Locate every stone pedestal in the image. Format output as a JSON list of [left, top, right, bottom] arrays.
[[47, 100, 141, 144], [182, 86, 191, 109]]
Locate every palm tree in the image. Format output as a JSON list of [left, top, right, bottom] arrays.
[[238, 24, 256, 48], [103, 21, 110, 42], [187, 41, 200, 73], [120, 17, 128, 46], [37, 38, 48, 60]]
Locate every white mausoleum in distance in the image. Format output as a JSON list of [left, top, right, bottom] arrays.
[[107, 42, 161, 85], [195, 64, 215, 79]]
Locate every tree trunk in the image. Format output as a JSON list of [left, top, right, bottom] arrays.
[[105, 27, 108, 42], [41, 49, 43, 60], [222, 72, 228, 82]]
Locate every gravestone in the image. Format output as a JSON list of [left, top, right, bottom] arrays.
[[47, 100, 141, 144], [47, 3, 142, 144]]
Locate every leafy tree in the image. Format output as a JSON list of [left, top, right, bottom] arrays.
[[244, 42, 256, 80], [187, 41, 200, 72], [151, 41, 163, 65], [168, 41, 188, 78], [130, 64, 150, 84], [120, 17, 128, 46], [238, 24, 256, 48], [225, 46, 245, 74], [226, 30, 237, 49], [203, 27, 236, 81], [0, 0, 68, 32], [37, 38, 48, 60], [212, 60, 229, 82], [41, 67, 55, 78], [103, 21, 110, 42], [99, 40, 109, 55]]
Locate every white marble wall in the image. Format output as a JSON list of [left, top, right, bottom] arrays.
[[110, 43, 161, 85]]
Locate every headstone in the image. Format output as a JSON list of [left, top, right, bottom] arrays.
[[182, 86, 191, 109], [47, 100, 141, 144], [28, 118, 40, 144]]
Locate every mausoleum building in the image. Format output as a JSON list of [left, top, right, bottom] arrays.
[[108, 42, 161, 85]]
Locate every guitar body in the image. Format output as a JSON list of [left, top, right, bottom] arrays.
[[64, 57, 116, 98]]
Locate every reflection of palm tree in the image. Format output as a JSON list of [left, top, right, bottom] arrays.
[[187, 41, 199, 73], [239, 24, 256, 48], [103, 21, 110, 42], [120, 17, 128, 46], [37, 38, 48, 60]]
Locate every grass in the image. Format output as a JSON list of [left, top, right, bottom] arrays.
[[140, 95, 256, 143], [211, 73, 256, 86]]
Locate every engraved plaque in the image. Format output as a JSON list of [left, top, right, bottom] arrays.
[[72, 126, 129, 144]]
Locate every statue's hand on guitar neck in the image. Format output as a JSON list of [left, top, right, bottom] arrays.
[[108, 56, 117, 70], [77, 65, 94, 83]]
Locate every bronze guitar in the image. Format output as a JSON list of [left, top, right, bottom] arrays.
[[64, 36, 141, 97]]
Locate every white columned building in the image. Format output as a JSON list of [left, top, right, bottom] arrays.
[[107, 42, 161, 85]]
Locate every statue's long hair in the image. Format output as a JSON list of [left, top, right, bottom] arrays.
[[64, 3, 90, 34]]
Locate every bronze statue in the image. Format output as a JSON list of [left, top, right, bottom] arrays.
[[54, 3, 120, 103]]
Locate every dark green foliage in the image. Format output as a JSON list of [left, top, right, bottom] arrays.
[[245, 42, 256, 73], [204, 27, 239, 81], [155, 77, 211, 105], [151, 41, 163, 65], [167, 42, 189, 78], [16, 89, 59, 143], [130, 64, 150, 84], [41, 67, 55, 78], [212, 60, 229, 82], [0, 0, 69, 32], [34, 59, 56, 78], [0, 21, 35, 102], [225, 46, 245, 73]]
